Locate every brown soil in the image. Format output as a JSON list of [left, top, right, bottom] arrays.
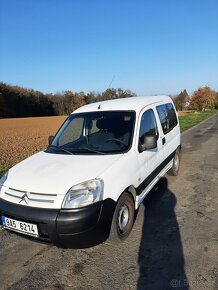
[[0, 116, 66, 171]]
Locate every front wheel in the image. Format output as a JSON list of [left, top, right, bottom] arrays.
[[109, 192, 135, 242], [168, 148, 181, 176]]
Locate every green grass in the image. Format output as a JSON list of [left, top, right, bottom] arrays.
[[179, 110, 217, 133]]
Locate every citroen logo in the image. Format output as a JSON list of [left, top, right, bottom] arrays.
[[19, 192, 29, 204]]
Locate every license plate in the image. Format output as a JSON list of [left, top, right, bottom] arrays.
[[1, 216, 39, 237]]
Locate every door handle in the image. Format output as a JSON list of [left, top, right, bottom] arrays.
[[162, 137, 166, 145]]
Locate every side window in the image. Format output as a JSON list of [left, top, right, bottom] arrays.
[[156, 103, 178, 134], [139, 109, 158, 144], [156, 105, 169, 134], [166, 103, 178, 129]]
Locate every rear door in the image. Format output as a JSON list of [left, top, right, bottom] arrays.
[[156, 102, 180, 161]]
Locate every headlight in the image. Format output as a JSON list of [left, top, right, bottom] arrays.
[[0, 171, 8, 192], [62, 179, 103, 209]]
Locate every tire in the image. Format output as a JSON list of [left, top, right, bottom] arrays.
[[168, 148, 181, 176], [109, 192, 135, 242]]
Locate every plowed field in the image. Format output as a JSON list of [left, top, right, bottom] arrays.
[[0, 116, 66, 173]]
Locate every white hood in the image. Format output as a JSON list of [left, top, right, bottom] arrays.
[[5, 151, 123, 195]]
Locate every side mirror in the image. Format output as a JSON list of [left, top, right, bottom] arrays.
[[139, 135, 157, 152], [48, 135, 54, 145]]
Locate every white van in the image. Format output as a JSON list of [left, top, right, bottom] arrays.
[[0, 96, 181, 247]]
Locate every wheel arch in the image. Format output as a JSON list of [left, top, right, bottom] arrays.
[[123, 185, 137, 203]]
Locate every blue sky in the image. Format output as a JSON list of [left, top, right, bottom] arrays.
[[0, 0, 217, 95]]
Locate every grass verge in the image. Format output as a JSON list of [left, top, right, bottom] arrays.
[[179, 110, 217, 133]]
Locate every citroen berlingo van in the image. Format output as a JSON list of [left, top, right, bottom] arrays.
[[0, 96, 181, 247]]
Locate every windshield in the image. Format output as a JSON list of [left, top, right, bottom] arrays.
[[46, 111, 135, 154]]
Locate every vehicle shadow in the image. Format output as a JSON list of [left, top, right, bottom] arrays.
[[137, 177, 189, 290]]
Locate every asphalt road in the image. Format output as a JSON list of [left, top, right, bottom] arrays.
[[0, 114, 217, 290]]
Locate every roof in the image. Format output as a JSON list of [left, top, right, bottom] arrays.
[[73, 95, 171, 114]]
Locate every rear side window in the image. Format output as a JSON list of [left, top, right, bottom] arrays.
[[166, 103, 178, 129], [156, 103, 178, 134], [139, 109, 158, 144]]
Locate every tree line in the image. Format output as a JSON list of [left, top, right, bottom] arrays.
[[0, 82, 217, 118], [0, 82, 136, 118]]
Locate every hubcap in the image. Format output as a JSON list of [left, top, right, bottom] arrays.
[[118, 204, 129, 232]]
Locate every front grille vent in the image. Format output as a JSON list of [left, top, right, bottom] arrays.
[[3, 187, 58, 208]]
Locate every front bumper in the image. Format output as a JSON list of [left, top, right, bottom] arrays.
[[0, 198, 115, 248]]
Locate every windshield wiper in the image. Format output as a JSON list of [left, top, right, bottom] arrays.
[[64, 147, 105, 155], [81, 147, 105, 155], [48, 145, 74, 155]]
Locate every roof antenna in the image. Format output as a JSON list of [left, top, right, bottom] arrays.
[[97, 75, 115, 110], [108, 75, 115, 89]]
